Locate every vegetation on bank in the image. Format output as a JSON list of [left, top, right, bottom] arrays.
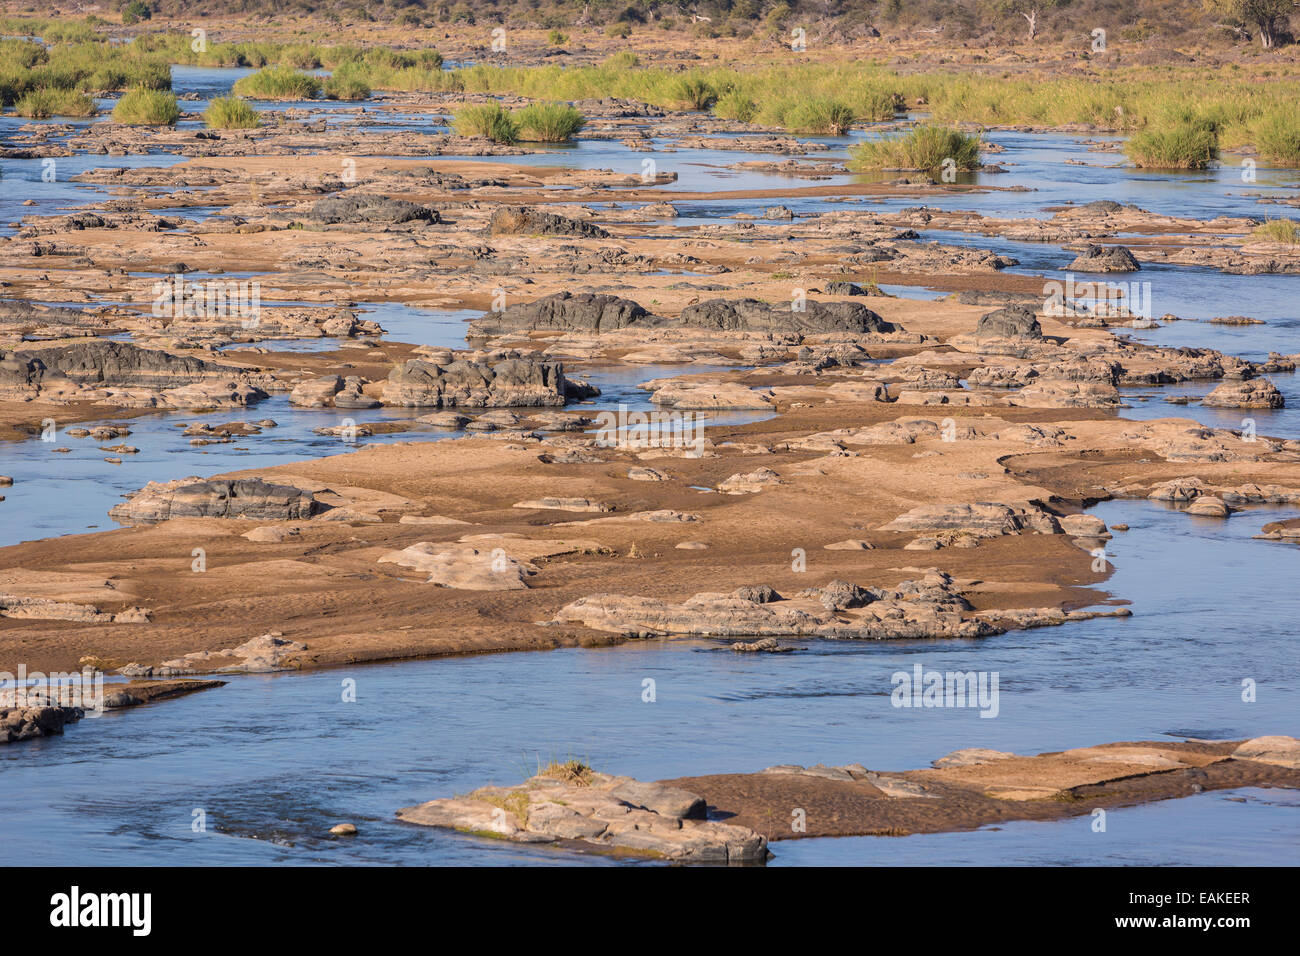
[[515, 102, 584, 141], [1252, 218, 1300, 244], [203, 95, 260, 129], [453, 102, 520, 144], [13, 87, 95, 118], [7, 21, 1300, 165], [1124, 111, 1220, 168], [111, 87, 180, 125], [231, 66, 322, 100], [850, 125, 983, 171]]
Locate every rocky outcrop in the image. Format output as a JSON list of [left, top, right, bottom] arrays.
[[384, 356, 570, 408], [489, 205, 609, 238], [679, 298, 895, 335], [879, 503, 1062, 537], [109, 477, 329, 523], [307, 192, 438, 225], [975, 305, 1042, 340], [1201, 378, 1284, 409], [553, 572, 995, 641], [471, 291, 651, 334], [378, 543, 534, 589], [0, 341, 271, 408], [397, 764, 767, 863], [1068, 244, 1140, 272]]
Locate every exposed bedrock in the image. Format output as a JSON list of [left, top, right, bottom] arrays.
[[383, 356, 572, 407], [679, 298, 896, 335], [307, 192, 440, 225], [471, 291, 652, 334], [109, 477, 330, 524], [489, 205, 610, 238]]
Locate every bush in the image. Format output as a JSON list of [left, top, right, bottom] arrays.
[[1252, 219, 1299, 244], [515, 102, 584, 142], [547, 29, 568, 45], [713, 89, 757, 123], [323, 75, 371, 100], [1125, 117, 1218, 169], [603, 50, 640, 69], [605, 22, 631, 38], [1253, 110, 1300, 166], [15, 87, 95, 118], [782, 97, 855, 134], [232, 66, 321, 100], [670, 73, 716, 110], [203, 95, 259, 129], [850, 125, 982, 171], [453, 102, 519, 144], [122, 1, 151, 26], [111, 87, 179, 125]]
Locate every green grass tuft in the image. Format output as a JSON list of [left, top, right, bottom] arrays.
[[1252, 218, 1299, 244], [203, 95, 259, 129], [850, 125, 982, 171], [14, 87, 94, 118], [1125, 113, 1218, 169], [514, 102, 584, 142], [231, 66, 321, 101], [111, 87, 179, 125], [453, 102, 519, 144]]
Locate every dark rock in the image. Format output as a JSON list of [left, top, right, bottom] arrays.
[[1069, 244, 1140, 273], [308, 192, 439, 225], [488, 205, 609, 238], [679, 298, 896, 334], [472, 291, 651, 334], [976, 305, 1042, 340]]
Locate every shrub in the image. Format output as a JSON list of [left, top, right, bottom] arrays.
[[1252, 218, 1299, 244], [323, 75, 371, 100], [453, 102, 519, 144], [849, 125, 983, 171], [713, 89, 757, 123], [782, 97, 855, 134], [515, 102, 584, 141], [605, 21, 631, 38], [1125, 116, 1218, 169], [231, 66, 321, 100], [603, 50, 640, 69], [15, 87, 95, 118], [1253, 110, 1300, 166], [203, 95, 259, 129], [547, 29, 568, 45], [122, 1, 151, 26], [670, 73, 716, 110], [111, 87, 179, 124]]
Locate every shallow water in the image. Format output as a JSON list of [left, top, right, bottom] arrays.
[[0, 498, 1295, 865]]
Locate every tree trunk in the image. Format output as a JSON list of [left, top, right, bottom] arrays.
[[1022, 9, 1037, 41], [1258, 16, 1278, 48]]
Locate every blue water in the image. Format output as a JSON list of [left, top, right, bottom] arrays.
[[0, 499, 1295, 865]]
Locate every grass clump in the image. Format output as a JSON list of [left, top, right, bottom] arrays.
[[515, 102, 584, 142], [1252, 110, 1300, 166], [15, 87, 94, 118], [782, 97, 855, 135], [323, 74, 371, 101], [713, 88, 757, 123], [111, 87, 179, 125], [203, 95, 259, 129], [538, 759, 595, 786], [1125, 111, 1218, 169], [453, 101, 519, 144], [850, 125, 982, 171], [670, 73, 716, 110], [1251, 218, 1299, 244], [231, 66, 321, 101]]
